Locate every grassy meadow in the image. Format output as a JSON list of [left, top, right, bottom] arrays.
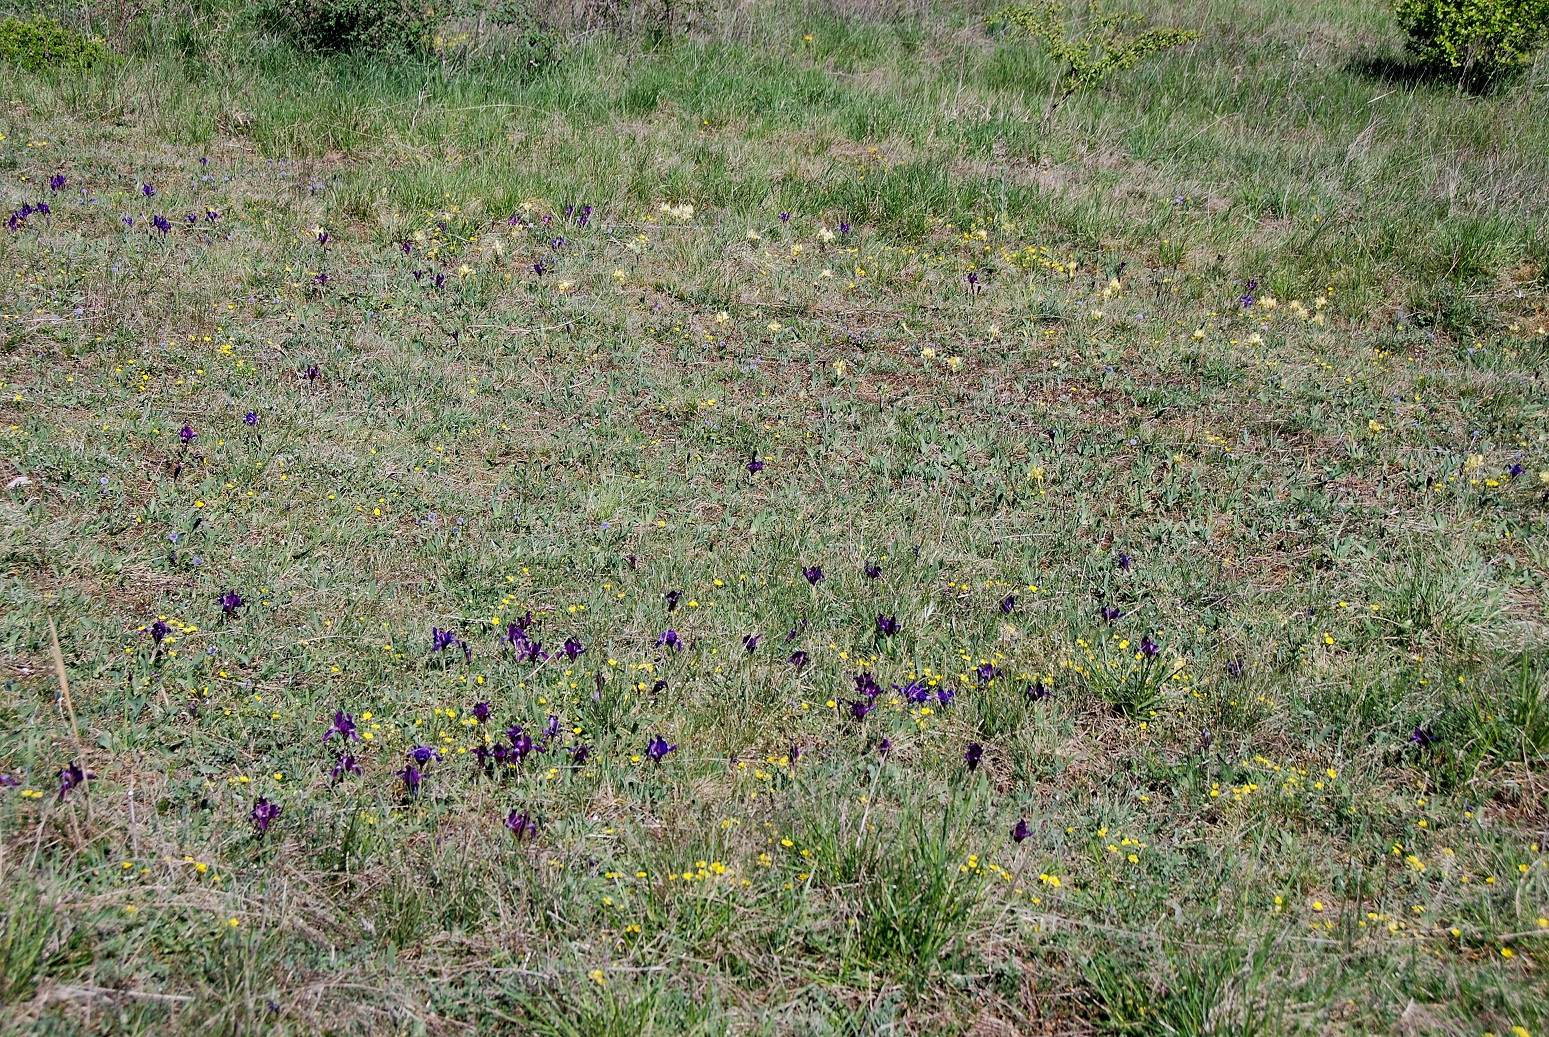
[[2, 0, 1548, 1032]]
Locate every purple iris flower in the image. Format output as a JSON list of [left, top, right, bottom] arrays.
[[472, 701, 492, 724], [506, 810, 537, 839], [664, 590, 681, 611], [510, 633, 542, 659], [845, 699, 873, 721], [788, 649, 810, 671], [1226, 657, 1245, 679], [658, 630, 682, 651], [149, 619, 171, 644], [1509, 462, 1525, 478], [779, 212, 790, 222], [408, 745, 442, 765], [646, 735, 676, 762], [0, 773, 20, 787], [1139, 636, 1159, 659], [865, 562, 882, 579], [803, 565, 824, 585], [569, 744, 592, 765], [206, 209, 219, 223], [178, 424, 197, 444], [651, 678, 668, 693], [976, 663, 999, 683], [317, 231, 328, 246], [324, 710, 359, 741], [508, 727, 537, 761], [964, 743, 983, 770], [1000, 595, 1016, 613], [785, 618, 807, 643], [432, 627, 459, 652], [57, 763, 94, 800], [542, 714, 561, 742], [141, 184, 155, 197], [895, 678, 930, 704], [1117, 551, 1131, 571], [876, 737, 892, 756], [1239, 279, 1257, 308], [742, 633, 760, 652], [152, 215, 170, 234], [249, 797, 281, 833], [397, 765, 422, 794], [243, 411, 258, 426], [1012, 818, 1030, 843], [838, 222, 851, 234], [854, 673, 882, 700], [219, 590, 244, 616], [1409, 726, 1437, 747], [935, 687, 955, 708], [532, 261, 545, 275], [49, 174, 66, 191], [876, 614, 899, 637], [747, 453, 763, 474], [1025, 681, 1050, 701], [331, 754, 362, 780], [563, 638, 585, 660], [1102, 606, 1123, 623]]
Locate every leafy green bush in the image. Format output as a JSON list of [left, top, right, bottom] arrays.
[[991, 1, 1198, 118], [1393, 0, 1549, 78], [261, 0, 434, 54], [0, 16, 110, 72]]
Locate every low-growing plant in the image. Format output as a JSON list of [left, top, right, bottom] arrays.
[[1393, 0, 1549, 82]]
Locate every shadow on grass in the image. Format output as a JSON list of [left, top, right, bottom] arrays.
[[1343, 49, 1517, 95]]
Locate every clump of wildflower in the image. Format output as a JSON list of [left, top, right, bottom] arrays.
[[324, 710, 358, 741], [57, 763, 94, 800], [658, 630, 682, 651], [506, 810, 538, 839], [249, 798, 280, 834], [219, 590, 244, 617], [397, 765, 422, 795], [646, 735, 676, 762]]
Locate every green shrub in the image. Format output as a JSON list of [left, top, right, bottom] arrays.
[[0, 16, 110, 72], [261, 0, 435, 54], [991, 2, 1198, 119], [1393, 0, 1549, 78]]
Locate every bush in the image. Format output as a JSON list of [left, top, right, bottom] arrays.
[[992, 2, 1198, 119], [261, 0, 435, 53], [0, 16, 110, 72], [1393, 0, 1549, 79]]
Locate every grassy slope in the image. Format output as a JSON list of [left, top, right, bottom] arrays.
[[1, 1, 1547, 1033]]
